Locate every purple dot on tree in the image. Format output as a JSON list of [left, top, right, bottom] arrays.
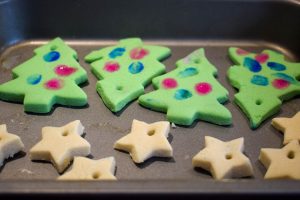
[[195, 82, 212, 95], [162, 78, 178, 89]]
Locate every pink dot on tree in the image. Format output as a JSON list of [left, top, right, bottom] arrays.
[[255, 53, 269, 63], [55, 65, 77, 76], [130, 48, 149, 59], [44, 78, 63, 90], [236, 48, 249, 55], [195, 82, 212, 95], [272, 79, 290, 89], [104, 62, 120, 72], [162, 78, 178, 89]]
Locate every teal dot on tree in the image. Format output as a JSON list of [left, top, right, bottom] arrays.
[[267, 62, 286, 71], [109, 48, 125, 59], [43, 51, 60, 62], [128, 62, 144, 74], [251, 75, 269, 86], [174, 89, 192, 100], [27, 74, 42, 85], [243, 57, 261, 72], [178, 67, 198, 78]]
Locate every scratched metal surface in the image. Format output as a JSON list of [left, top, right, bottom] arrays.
[[0, 0, 300, 197]]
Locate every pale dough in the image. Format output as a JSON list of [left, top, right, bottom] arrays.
[[272, 112, 300, 145], [114, 119, 173, 163], [58, 156, 117, 180], [30, 120, 91, 173], [192, 136, 253, 180], [259, 140, 300, 179], [0, 124, 24, 167]]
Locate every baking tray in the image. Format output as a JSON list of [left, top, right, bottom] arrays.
[[0, 0, 300, 198]]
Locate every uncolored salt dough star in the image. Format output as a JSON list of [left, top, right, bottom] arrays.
[[30, 120, 91, 173], [114, 119, 173, 163], [259, 140, 300, 179], [58, 156, 117, 181], [272, 112, 300, 145], [192, 136, 253, 180], [0, 124, 24, 167]]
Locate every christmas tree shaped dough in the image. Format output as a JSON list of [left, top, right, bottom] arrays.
[[192, 136, 253, 180], [58, 156, 117, 180], [30, 120, 91, 173], [272, 112, 300, 145], [0, 37, 88, 113], [227, 47, 300, 128], [139, 48, 231, 126], [114, 119, 173, 163], [0, 124, 24, 167], [259, 140, 300, 179], [85, 38, 171, 112]]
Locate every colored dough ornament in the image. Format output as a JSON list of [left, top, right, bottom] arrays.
[[139, 48, 232, 126], [0, 37, 88, 113], [227, 48, 300, 129], [85, 38, 171, 112]]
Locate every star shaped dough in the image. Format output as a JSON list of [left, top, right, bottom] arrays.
[[259, 140, 300, 179], [58, 156, 117, 180], [114, 119, 173, 163], [192, 136, 253, 180], [0, 124, 24, 167], [30, 120, 91, 173], [272, 112, 300, 145]]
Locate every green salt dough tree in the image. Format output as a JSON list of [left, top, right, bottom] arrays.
[[139, 49, 232, 126], [0, 37, 88, 113], [85, 38, 171, 112], [227, 47, 300, 129]]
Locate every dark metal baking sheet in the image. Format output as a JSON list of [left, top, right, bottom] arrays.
[[0, 0, 300, 198]]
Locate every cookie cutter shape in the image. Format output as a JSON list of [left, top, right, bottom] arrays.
[[0, 125, 24, 167], [58, 156, 117, 181], [227, 47, 300, 129], [259, 140, 300, 179], [272, 112, 300, 145], [30, 120, 91, 173], [0, 37, 88, 113], [139, 48, 231, 126], [85, 38, 171, 112], [114, 119, 173, 163], [192, 136, 253, 180]]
